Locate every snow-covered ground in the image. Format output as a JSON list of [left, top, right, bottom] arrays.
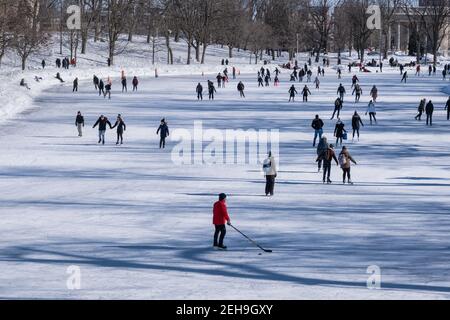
[[1, 37, 450, 300]]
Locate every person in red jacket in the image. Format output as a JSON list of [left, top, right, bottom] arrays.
[[213, 193, 231, 250]]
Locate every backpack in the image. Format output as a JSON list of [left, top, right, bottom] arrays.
[[339, 153, 348, 168]]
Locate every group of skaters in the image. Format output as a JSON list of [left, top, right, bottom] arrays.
[[90, 73, 139, 99], [54, 57, 74, 69], [415, 97, 450, 126], [75, 112, 170, 148], [75, 113, 127, 145]]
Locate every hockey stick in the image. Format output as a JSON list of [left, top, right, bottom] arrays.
[[229, 224, 273, 253]]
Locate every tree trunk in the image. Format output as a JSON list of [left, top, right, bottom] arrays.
[[228, 46, 233, 58], [21, 55, 27, 71], [201, 43, 208, 64], [81, 31, 88, 54], [195, 42, 200, 62], [187, 38, 192, 65]]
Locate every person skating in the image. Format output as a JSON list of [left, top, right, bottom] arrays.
[[416, 65, 421, 76], [111, 114, 127, 145], [208, 81, 217, 100], [132, 76, 139, 91], [213, 193, 231, 250], [263, 152, 277, 196], [104, 81, 112, 99], [314, 77, 320, 90], [75, 111, 84, 137], [195, 82, 203, 100], [93, 75, 99, 90], [121, 77, 127, 93], [157, 118, 170, 149], [317, 144, 339, 184], [337, 84, 346, 102], [401, 71, 408, 83], [288, 85, 297, 102], [445, 97, 450, 120], [366, 100, 377, 125], [370, 85, 378, 102], [93, 115, 112, 145], [352, 111, 364, 141], [258, 75, 264, 87], [331, 97, 343, 120], [312, 115, 324, 147], [351, 75, 359, 88], [426, 100, 434, 126], [334, 118, 346, 147], [216, 73, 222, 88], [274, 76, 280, 87], [274, 67, 280, 77], [237, 81, 245, 98], [20, 78, 31, 90], [352, 84, 363, 103], [41, 59, 46, 69], [317, 136, 329, 172], [337, 68, 342, 79], [415, 99, 426, 121], [264, 74, 270, 87], [98, 79, 105, 96], [71, 77, 78, 92], [55, 72, 64, 83], [339, 146, 357, 185], [302, 85, 311, 102]]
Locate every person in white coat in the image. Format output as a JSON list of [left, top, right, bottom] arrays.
[[263, 152, 277, 197], [366, 100, 377, 125]]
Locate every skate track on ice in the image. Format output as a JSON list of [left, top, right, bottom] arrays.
[[1, 69, 450, 299]]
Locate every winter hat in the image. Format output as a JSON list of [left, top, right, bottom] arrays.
[[219, 193, 227, 201]]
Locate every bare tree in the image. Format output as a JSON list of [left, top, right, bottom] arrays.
[[405, 0, 450, 66], [344, 0, 373, 63], [79, 0, 102, 54], [13, 0, 49, 70], [106, 0, 134, 65], [0, 0, 14, 66], [307, 0, 342, 62]]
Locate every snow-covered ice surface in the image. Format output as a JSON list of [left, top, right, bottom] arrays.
[[1, 42, 450, 299]]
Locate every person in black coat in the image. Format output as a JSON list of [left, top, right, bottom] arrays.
[[73, 78, 78, 92], [157, 119, 170, 149], [132, 76, 139, 91], [56, 58, 61, 68], [288, 85, 297, 102], [75, 111, 84, 137], [196, 83, 203, 100], [445, 97, 450, 121], [121, 77, 127, 92], [334, 119, 347, 147], [426, 100, 434, 126], [93, 75, 99, 90], [93, 115, 112, 145], [111, 114, 127, 145], [302, 85, 311, 102], [311, 115, 324, 147], [237, 81, 245, 98], [331, 98, 343, 120], [208, 82, 217, 100], [352, 111, 364, 141], [98, 79, 105, 96]]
